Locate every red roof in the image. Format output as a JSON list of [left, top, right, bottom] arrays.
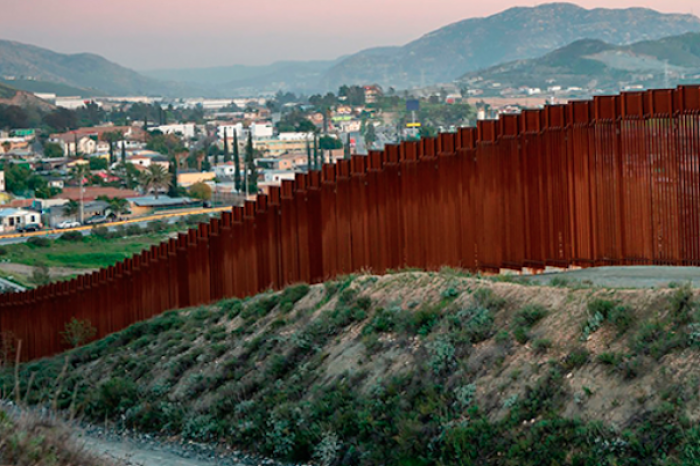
[[54, 187, 139, 202]]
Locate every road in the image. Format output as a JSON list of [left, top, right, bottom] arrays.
[[525, 265, 700, 288], [0, 206, 232, 246]]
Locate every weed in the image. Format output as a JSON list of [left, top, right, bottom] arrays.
[[513, 304, 548, 328], [532, 338, 552, 354], [562, 347, 589, 370]]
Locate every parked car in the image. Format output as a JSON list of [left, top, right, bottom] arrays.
[[16, 223, 42, 233], [84, 215, 108, 225], [56, 220, 81, 229]]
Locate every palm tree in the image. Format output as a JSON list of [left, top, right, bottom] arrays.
[[139, 164, 170, 199], [70, 163, 91, 223], [63, 199, 80, 219]]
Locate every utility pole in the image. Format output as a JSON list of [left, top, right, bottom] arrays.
[[79, 175, 84, 224]]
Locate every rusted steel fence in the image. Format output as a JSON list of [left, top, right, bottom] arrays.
[[3, 85, 700, 360]]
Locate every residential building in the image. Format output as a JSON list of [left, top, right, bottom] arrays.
[[217, 123, 244, 140], [0, 208, 41, 232], [177, 171, 215, 187], [364, 85, 383, 104], [214, 162, 238, 179], [156, 123, 196, 139], [0, 171, 5, 192], [54, 187, 139, 202], [250, 122, 273, 139], [126, 195, 197, 216]]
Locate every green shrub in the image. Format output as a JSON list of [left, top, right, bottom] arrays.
[[587, 299, 616, 319], [242, 295, 280, 320], [363, 307, 398, 334], [562, 347, 589, 370], [669, 282, 695, 325], [550, 277, 569, 287], [597, 352, 623, 366], [91, 226, 112, 239], [356, 296, 372, 311], [532, 338, 552, 354], [220, 298, 243, 319], [126, 224, 142, 236], [514, 305, 548, 328], [608, 305, 634, 334], [0, 246, 7, 255], [87, 377, 138, 419], [27, 236, 51, 248], [513, 326, 529, 344], [59, 230, 83, 242], [474, 288, 506, 310], [632, 321, 684, 360]]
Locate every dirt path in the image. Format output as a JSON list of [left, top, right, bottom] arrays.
[[77, 427, 279, 466], [525, 265, 700, 288], [0, 262, 97, 277]]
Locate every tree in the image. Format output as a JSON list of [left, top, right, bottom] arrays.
[[222, 129, 229, 165], [70, 163, 91, 223], [344, 138, 351, 160], [63, 199, 80, 219], [103, 131, 123, 165], [313, 135, 320, 170], [88, 157, 108, 170], [168, 157, 180, 198], [364, 123, 377, 148], [30, 263, 51, 287], [140, 164, 170, 199], [224, 131, 233, 164], [245, 132, 257, 193], [61, 318, 96, 348], [306, 138, 312, 170], [1, 141, 10, 155], [43, 142, 64, 158], [319, 135, 342, 150], [189, 182, 212, 201], [97, 196, 129, 217], [233, 131, 241, 192], [121, 139, 127, 164]]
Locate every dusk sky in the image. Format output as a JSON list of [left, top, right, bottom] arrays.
[[2, 0, 698, 70]]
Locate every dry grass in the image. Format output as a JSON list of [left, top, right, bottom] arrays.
[[0, 408, 117, 466]]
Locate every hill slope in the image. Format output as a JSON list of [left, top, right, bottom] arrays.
[[0, 39, 202, 97], [323, 3, 700, 90], [459, 33, 700, 92], [0, 81, 55, 110], [5, 271, 700, 465]]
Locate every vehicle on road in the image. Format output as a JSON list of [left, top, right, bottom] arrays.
[[16, 223, 42, 233], [85, 215, 108, 225], [56, 220, 81, 229]]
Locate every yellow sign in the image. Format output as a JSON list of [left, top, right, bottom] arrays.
[[406, 122, 422, 128]]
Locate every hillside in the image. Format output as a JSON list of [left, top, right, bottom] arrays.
[[4, 271, 700, 465], [459, 33, 700, 92], [0, 39, 203, 97], [0, 77, 105, 98], [0, 81, 55, 110], [322, 3, 700, 90]]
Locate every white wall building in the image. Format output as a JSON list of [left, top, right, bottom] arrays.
[[214, 162, 237, 179], [217, 123, 244, 140], [278, 132, 315, 141], [156, 123, 196, 139], [0, 208, 41, 232], [250, 122, 273, 139]]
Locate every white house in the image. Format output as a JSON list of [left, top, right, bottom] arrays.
[[217, 123, 244, 140], [250, 122, 273, 139], [0, 208, 41, 232], [156, 123, 196, 139], [263, 169, 296, 184], [214, 162, 237, 179]]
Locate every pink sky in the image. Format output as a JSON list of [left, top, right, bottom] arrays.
[[2, 0, 698, 69]]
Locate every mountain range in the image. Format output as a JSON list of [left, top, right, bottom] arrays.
[[1, 3, 700, 98], [459, 33, 700, 92], [321, 3, 700, 90]]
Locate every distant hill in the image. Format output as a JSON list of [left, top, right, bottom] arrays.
[[0, 78, 103, 98], [142, 59, 343, 96], [458, 33, 700, 92], [0, 39, 204, 97], [0, 81, 55, 110], [322, 3, 700, 90]]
